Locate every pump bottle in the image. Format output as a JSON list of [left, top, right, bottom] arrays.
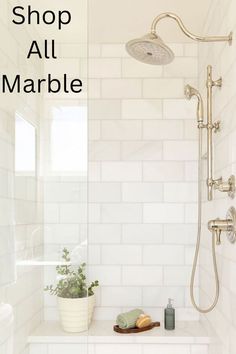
[[164, 298, 175, 330]]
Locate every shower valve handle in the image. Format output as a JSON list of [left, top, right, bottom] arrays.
[[208, 207, 236, 245], [208, 219, 230, 245], [213, 228, 221, 245]]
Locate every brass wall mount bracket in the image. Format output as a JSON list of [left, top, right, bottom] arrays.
[[212, 77, 222, 88], [213, 175, 235, 199], [213, 120, 221, 133], [201, 121, 221, 132], [150, 13, 233, 45]]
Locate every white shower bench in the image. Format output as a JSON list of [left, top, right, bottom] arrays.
[[28, 321, 212, 354]]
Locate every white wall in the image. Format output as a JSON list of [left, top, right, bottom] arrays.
[[88, 42, 199, 321], [198, 1, 236, 354]]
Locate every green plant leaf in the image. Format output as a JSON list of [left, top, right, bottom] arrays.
[[44, 248, 99, 298]]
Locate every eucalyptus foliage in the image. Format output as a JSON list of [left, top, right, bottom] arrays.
[[45, 248, 99, 298]]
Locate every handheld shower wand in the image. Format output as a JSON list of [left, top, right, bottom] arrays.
[[184, 85, 204, 124], [184, 85, 219, 313]]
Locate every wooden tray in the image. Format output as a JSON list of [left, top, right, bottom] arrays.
[[113, 321, 160, 334]]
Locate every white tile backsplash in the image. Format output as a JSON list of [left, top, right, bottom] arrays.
[[89, 183, 121, 203], [143, 161, 185, 182], [89, 266, 121, 285], [89, 58, 121, 78], [44, 204, 60, 224], [164, 266, 194, 286], [142, 286, 185, 307], [89, 100, 121, 120], [122, 183, 163, 202], [59, 204, 87, 223], [143, 120, 184, 140], [90, 142, 121, 161], [101, 162, 142, 181], [101, 203, 142, 223], [122, 58, 163, 78], [101, 245, 142, 264], [89, 224, 121, 244], [163, 99, 196, 120], [88, 79, 101, 98], [89, 120, 101, 141], [122, 99, 162, 120], [102, 79, 142, 98], [122, 224, 163, 244], [121, 141, 163, 161], [164, 183, 198, 202], [87, 41, 199, 323], [163, 141, 198, 161], [101, 44, 128, 58], [143, 203, 185, 223], [101, 120, 142, 140], [122, 265, 163, 286], [143, 79, 184, 98], [101, 286, 142, 307], [163, 58, 198, 78], [143, 245, 185, 265]]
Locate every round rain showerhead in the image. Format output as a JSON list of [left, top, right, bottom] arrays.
[[126, 33, 174, 65]]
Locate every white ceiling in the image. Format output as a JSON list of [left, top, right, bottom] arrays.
[[88, 0, 212, 43]]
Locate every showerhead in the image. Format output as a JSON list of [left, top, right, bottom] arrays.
[[126, 12, 232, 67], [126, 33, 174, 65], [184, 85, 204, 123]]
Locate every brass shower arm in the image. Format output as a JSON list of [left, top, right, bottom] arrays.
[[151, 12, 232, 45]]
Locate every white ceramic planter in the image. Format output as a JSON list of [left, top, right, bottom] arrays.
[[58, 295, 95, 333]]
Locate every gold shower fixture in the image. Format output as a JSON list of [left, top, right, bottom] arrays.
[[186, 66, 235, 314], [208, 207, 236, 245], [205, 65, 235, 200], [126, 12, 232, 65], [151, 12, 232, 44]]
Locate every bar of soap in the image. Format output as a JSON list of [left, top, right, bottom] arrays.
[[136, 314, 152, 328]]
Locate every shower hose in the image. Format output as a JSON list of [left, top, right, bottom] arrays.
[[190, 127, 220, 313]]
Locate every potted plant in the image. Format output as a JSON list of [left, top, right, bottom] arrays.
[[45, 248, 99, 333]]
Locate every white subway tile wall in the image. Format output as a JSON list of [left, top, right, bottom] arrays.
[[199, 1, 236, 354], [87, 42, 199, 323]]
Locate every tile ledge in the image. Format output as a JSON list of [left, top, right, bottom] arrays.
[[28, 321, 212, 344]]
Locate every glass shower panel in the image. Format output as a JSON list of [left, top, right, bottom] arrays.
[[0, 0, 88, 352], [39, 0, 88, 328]]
